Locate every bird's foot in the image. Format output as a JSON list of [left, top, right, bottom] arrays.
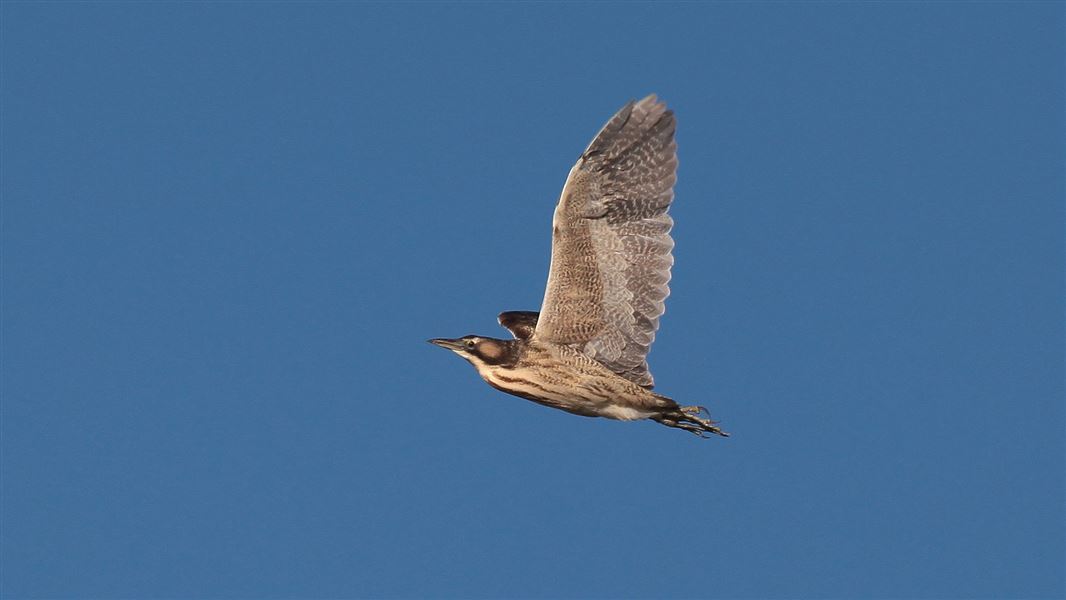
[[671, 405, 730, 438]]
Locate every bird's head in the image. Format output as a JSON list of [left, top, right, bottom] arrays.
[[428, 335, 517, 368]]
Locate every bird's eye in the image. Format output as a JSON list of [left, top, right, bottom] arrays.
[[465, 340, 476, 349]]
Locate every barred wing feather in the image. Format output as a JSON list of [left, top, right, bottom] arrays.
[[533, 95, 678, 388]]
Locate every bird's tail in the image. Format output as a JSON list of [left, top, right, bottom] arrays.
[[652, 400, 730, 438]]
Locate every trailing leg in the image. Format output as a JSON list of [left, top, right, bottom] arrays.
[[653, 405, 729, 438]]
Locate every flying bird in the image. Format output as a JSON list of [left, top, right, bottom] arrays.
[[429, 95, 727, 438]]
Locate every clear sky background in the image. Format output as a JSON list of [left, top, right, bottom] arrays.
[[3, 3, 1063, 599]]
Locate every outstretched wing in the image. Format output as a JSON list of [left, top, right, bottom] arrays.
[[533, 95, 677, 388]]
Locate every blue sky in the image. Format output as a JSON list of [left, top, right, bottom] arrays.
[[2, 2, 1063, 598]]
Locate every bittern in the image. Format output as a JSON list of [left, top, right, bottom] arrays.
[[429, 95, 727, 438]]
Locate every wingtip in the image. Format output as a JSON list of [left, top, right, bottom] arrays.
[[637, 93, 666, 109]]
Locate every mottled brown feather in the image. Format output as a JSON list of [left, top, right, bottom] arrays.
[[497, 311, 539, 340], [534, 95, 678, 388]]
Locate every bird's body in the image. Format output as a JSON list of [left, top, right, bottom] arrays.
[[430, 95, 727, 438], [453, 335, 667, 420], [432, 331, 724, 436]]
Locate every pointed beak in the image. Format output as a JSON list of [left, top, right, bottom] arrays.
[[428, 338, 464, 351]]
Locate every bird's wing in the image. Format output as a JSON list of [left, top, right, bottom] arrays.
[[497, 311, 539, 340], [533, 95, 677, 388]]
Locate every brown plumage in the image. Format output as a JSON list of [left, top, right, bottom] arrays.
[[429, 95, 727, 438]]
